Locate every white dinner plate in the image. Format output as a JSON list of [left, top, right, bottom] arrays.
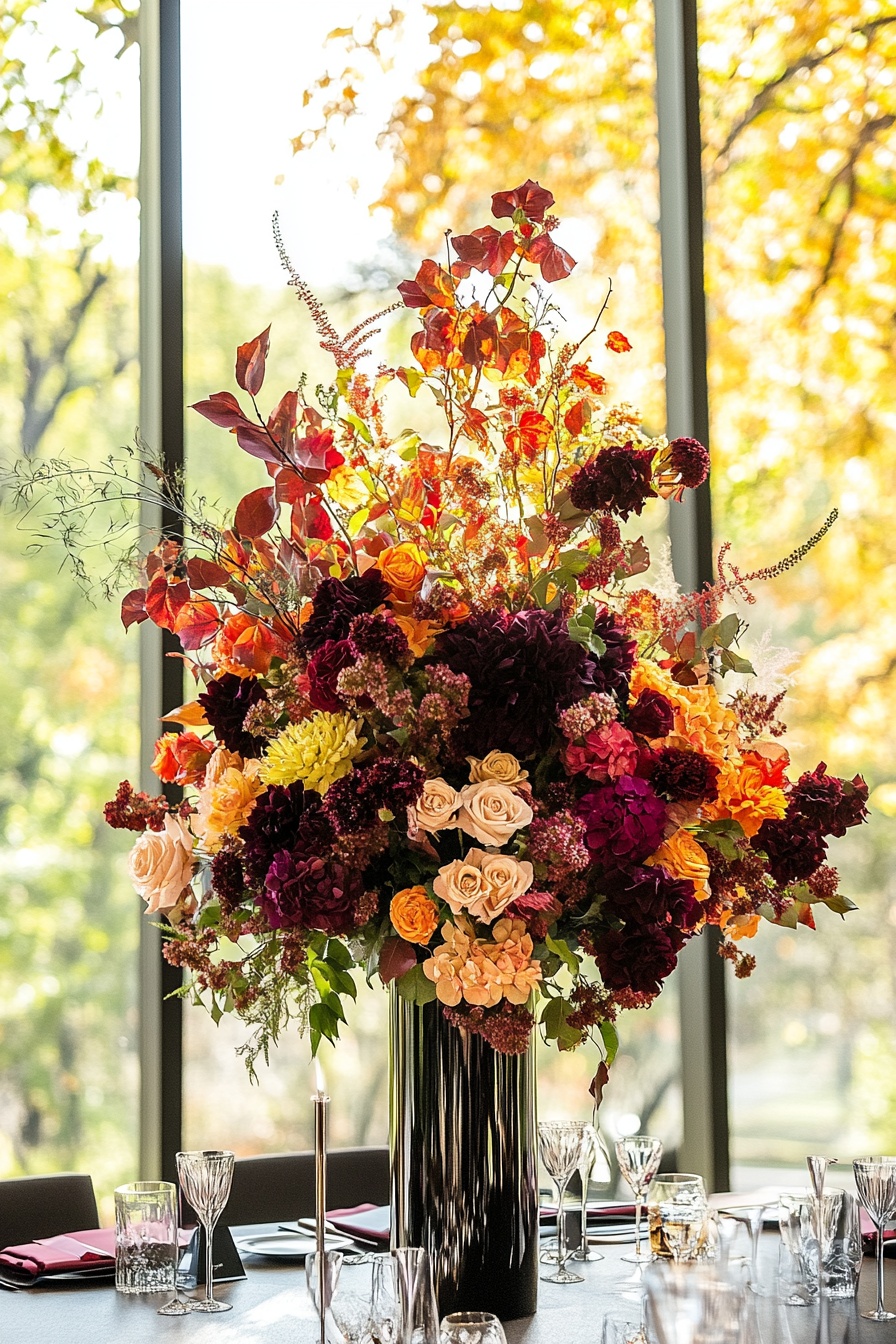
[[235, 1231, 354, 1260]]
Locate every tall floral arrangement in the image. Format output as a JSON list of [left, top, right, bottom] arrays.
[[97, 182, 866, 1077]]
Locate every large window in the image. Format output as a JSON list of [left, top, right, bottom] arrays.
[[0, 2, 141, 1208]]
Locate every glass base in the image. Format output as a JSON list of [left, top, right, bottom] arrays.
[[541, 1268, 585, 1284], [861, 1310, 896, 1322], [157, 1299, 191, 1316], [572, 1245, 604, 1262], [191, 1298, 233, 1313], [620, 1249, 648, 1265]]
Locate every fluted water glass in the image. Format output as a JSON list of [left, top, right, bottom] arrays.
[[615, 1135, 663, 1266], [853, 1157, 896, 1322], [538, 1121, 587, 1284], [175, 1150, 234, 1314]]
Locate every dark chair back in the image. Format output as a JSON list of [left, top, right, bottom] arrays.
[[0, 1173, 99, 1248], [225, 1145, 390, 1227]]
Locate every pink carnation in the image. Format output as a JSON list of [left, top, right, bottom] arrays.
[[562, 721, 640, 782]]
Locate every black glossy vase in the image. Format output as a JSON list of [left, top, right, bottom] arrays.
[[389, 992, 539, 1321]]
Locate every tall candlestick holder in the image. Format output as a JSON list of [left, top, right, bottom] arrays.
[[313, 1059, 329, 1344]]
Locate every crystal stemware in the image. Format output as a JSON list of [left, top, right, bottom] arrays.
[[392, 1246, 440, 1344], [333, 1291, 374, 1344], [369, 1253, 399, 1344], [573, 1122, 606, 1263], [853, 1157, 896, 1322], [615, 1134, 663, 1266], [538, 1120, 587, 1284], [175, 1149, 235, 1314], [646, 1174, 707, 1267], [440, 1311, 507, 1344]]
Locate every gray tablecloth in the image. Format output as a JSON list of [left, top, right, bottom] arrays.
[[1, 1226, 890, 1343]]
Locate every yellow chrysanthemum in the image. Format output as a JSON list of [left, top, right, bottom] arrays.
[[259, 712, 364, 794], [646, 828, 712, 900], [703, 758, 787, 838], [629, 660, 741, 765]]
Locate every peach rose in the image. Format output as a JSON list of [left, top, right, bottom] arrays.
[[192, 759, 263, 853], [433, 857, 490, 917], [457, 781, 533, 847], [390, 885, 439, 945], [466, 751, 529, 789], [470, 851, 534, 923], [410, 777, 461, 834], [127, 814, 195, 914], [376, 541, 429, 599], [486, 917, 543, 1004], [204, 746, 245, 785]]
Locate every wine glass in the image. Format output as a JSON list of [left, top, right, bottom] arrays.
[[175, 1149, 234, 1314], [615, 1134, 663, 1265], [573, 1123, 608, 1263], [538, 1120, 587, 1284], [853, 1157, 896, 1322]]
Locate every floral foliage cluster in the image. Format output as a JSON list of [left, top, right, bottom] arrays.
[[107, 182, 867, 1069]]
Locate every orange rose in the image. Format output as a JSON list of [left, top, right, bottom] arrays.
[[646, 829, 711, 900], [394, 614, 440, 658], [390, 885, 439, 945], [152, 732, 214, 787], [376, 541, 429, 600]]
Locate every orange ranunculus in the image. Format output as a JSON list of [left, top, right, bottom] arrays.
[[719, 910, 761, 941], [376, 541, 429, 600], [646, 829, 711, 900], [212, 612, 287, 678], [152, 731, 215, 787], [394, 614, 440, 659], [704, 756, 788, 838], [390, 885, 440, 946]]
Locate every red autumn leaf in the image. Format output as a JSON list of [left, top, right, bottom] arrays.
[[121, 588, 148, 629], [564, 399, 591, 436], [526, 232, 576, 282], [450, 226, 517, 278], [491, 179, 555, 223], [606, 330, 632, 353], [797, 903, 817, 930], [378, 937, 419, 985], [271, 465, 312, 505], [235, 326, 271, 397], [589, 1060, 611, 1110], [267, 389, 298, 457], [504, 409, 553, 461], [291, 495, 334, 544], [190, 390, 246, 429], [397, 259, 457, 310], [145, 573, 190, 632], [186, 557, 233, 589], [234, 421, 281, 464], [294, 427, 343, 484], [174, 600, 221, 651], [235, 486, 278, 538]]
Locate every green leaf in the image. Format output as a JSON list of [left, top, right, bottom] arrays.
[[567, 603, 608, 657], [545, 933, 581, 976], [342, 413, 373, 444], [326, 939, 353, 969], [196, 900, 222, 929], [599, 1019, 619, 1066], [716, 613, 740, 647], [209, 994, 223, 1026], [557, 548, 592, 575], [821, 892, 859, 916], [398, 367, 424, 397], [309, 1001, 340, 1042], [396, 963, 437, 1005], [719, 648, 755, 676], [335, 368, 354, 398], [323, 990, 346, 1023]]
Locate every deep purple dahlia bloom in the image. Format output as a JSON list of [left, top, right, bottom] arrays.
[[669, 437, 710, 489], [594, 924, 680, 996], [604, 863, 703, 932], [300, 571, 390, 654], [648, 747, 719, 803], [239, 782, 320, 887], [307, 638, 355, 713], [261, 849, 364, 935], [576, 776, 667, 870], [754, 815, 828, 885], [568, 443, 656, 520], [198, 672, 267, 757], [626, 689, 675, 739]]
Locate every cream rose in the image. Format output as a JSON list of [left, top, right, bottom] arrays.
[[471, 851, 534, 922], [457, 781, 533, 847], [433, 857, 491, 917], [466, 751, 529, 789], [127, 814, 195, 914], [410, 777, 461, 834]]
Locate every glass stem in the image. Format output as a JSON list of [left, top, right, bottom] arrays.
[[579, 1174, 588, 1257], [634, 1197, 643, 1263], [877, 1223, 885, 1317], [556, 1176, 570, 1275], [205, 1218, 215, 1303]]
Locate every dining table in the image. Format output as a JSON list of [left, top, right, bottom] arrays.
[[2, 1224, 893, 1343]]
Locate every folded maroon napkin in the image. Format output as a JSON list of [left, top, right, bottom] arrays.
[[325, 1204, 391, 1243], [860, 1210, 896, 1250], [539, 1201, 636, 1223], [0, 1227, 117, 1287]]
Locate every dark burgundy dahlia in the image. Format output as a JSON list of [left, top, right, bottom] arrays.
[[435, 608, 608, 758], [348, 612, 411, 664], [568, 443, 656, 520], [669, 437, 710, 489], [754, 815, 828, 885], [604, 864, 703, 931], [307, 638, 355, 713], [300, 571, 389, 654], [791, 764, 869, 837], [587, 608, 638, 703], [239, 782, 322, 887], [649, 747, 719, 803], [198, 672, 267, 757], [577, 776, 667, 870], [626, 689, 675, 739], [261, 850, 364, 935], [210, 848, 246, 909], [323, 758, 425, 834], [594, 924, 680, 996]]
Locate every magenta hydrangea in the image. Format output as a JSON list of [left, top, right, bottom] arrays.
[[576, 776, 666, 870]]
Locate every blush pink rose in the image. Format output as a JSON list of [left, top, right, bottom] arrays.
[[127, 814, 195, 913]]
